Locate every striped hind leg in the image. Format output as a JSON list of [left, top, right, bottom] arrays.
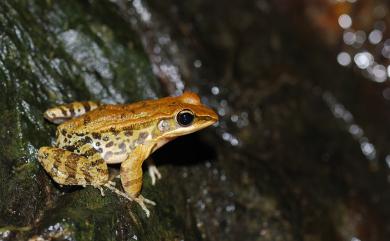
[[37, 146, 108, 186], [37, 147, 135, 204], [43, 101, 100, 124]]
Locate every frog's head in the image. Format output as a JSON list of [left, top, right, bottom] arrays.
[[157, 92, 218, 139]]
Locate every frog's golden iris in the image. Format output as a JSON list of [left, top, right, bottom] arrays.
[[176, 109, 194, 126]]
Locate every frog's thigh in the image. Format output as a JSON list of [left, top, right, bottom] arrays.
[[44, 101, 100, 124], [37, 146, 108, 186]]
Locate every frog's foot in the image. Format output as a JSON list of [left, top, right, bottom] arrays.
[[147, 163, 162, 185], [104, 183, 155, 217], [134, 195, 156, 218], [95, 185, 105, 196], [107, 180, 116, 186]]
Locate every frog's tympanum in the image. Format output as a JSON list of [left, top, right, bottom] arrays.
[[37, 92, 218, 217]]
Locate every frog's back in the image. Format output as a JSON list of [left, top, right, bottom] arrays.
[[58, 97, 178, 134], [57, 92, 207, 134]]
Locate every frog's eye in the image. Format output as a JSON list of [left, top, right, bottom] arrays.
[[176, 109, 194, 127]]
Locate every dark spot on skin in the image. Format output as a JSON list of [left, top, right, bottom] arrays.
[[136, 132, 148, 145], [83, 116, 91, 125], [75, 132, 85, 137], [69, 105, 75, 116], [84, 136, 93, 144], [104, 151, 113, 160], [81, 167, 93, 182], [84, 148, 96, 157], [53, 149, 63, 159], [92, 133, 101, 140], [105, 141, 114, 148], [129, 143, 136, 151], [124, 131, 133, 136], [103, 136, 109, 141], [59, 107, 67, 116], [64, 138, 68, 143], [110, 127, 119, 135], [122, 127, 133, 136], [83, 102, 91, 112], [96, 142, 101, 146], [64, 156, 77, 182], [75, 136, 93, 148], [119, 142, 126, 151], [64, 145, 76, 152], [61, 129, 67, 136], [67, 134, 72, 139], [97, 148, 103, 153], [91, 159, 104, 167]]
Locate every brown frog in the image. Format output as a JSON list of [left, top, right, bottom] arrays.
[[37, 92, 218, 217]]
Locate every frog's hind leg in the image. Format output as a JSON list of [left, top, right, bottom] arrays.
[[37, 146, 108, 186], [43, 101, 100, 124]]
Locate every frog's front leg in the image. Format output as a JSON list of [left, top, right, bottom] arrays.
[[113, 158, 162, 186], [120, 144, 156, 217], [37, 146, 109, 186]]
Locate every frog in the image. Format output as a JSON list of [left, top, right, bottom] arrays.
[[37, 92, 218, 217]]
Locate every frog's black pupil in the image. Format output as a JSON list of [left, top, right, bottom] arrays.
[[177, 111, 194, 126]]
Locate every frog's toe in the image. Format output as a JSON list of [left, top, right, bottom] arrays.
[[104, 182, 133, 201], [134, 195, 156, 218], [107, 180, 116, 186], [148, 165, 162, 186], [94, 185, 105, 196], [141, 196, 156, 206]]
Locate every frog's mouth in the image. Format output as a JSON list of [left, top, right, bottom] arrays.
[[164, 115, 218, 139]]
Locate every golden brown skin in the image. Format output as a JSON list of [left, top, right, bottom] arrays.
[[37, 92, 218, 217]]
